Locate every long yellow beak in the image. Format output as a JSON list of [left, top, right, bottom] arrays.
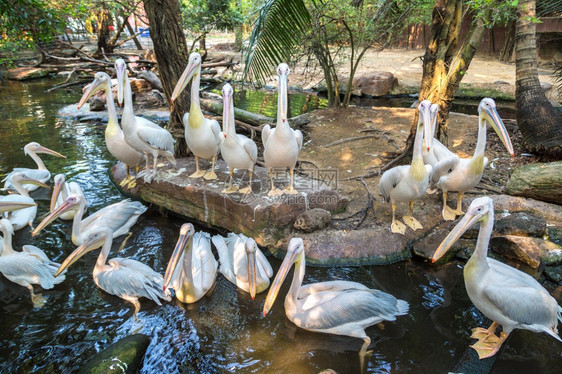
[[432, 209, 482, 262], [279, 71, 288, 123], [37, 145, 66, 159], [54, 236, 103, 277], [421, 104, 433, 152], [163, 230, 193, 290], [78, 77, 102, 109], [222, 91, 232, 137], [115, 61, 126, 105], [32, 198, 76, 236], [19, 176, 50, 189], [262, 249, 298, 316], [50, 179, 64, 212], [485, 106, 514, 157], [0, 201, 37, 213], [171, 61, 198, 103], [247, 250, 257, 300]]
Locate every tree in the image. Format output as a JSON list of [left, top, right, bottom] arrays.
[[515, 0, 562, 157]]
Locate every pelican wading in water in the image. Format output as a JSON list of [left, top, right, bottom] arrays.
[[1, 172, 49, 231], [432, 98, 514, 220], [50, 174, 85, 220], [78, 72, 144, 185], [115, 59, 176, 183], [218, 83, 258, 194], [171, 52, 221, 180], [163, 223, 218, 303], [262, 63, 303, 196], [3, 142, 65, 192], [378, 100, 433, 235], [263, 238, 409, 369], [432, 197, 562, 358], [54, 227, 171, 315], [212, 232, 272, 299], [0, 219, 66, 307], [33, 194, 147, 247]]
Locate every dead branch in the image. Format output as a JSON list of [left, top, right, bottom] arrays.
[[322, 134, 378, 148], [46, 79, 91, 92]]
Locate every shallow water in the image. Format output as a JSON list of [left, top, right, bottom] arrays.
[[0, 78, 558, 373]]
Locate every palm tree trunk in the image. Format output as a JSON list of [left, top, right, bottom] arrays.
[[515, 0, 562, 158]]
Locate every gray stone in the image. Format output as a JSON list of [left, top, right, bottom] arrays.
[[79, 334, 150, 374], [490, 235, 542, 268], [547, 225, 562, 246], [5, 67, 55, 81], [88, 97, 106, 111], [294, 208, 332, 232], [540, 81, 552, 91], [493, 212, 546, 238], [352, 72, 398, 97], [544, 266, 562, 284]]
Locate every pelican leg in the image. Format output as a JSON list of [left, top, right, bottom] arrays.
[[135, 165, 140, 175], [267, 168, 281, 196], [137, 152, 151, 179], [470, 331, 509, 359], [471, 322, 499, 342], [239, 170, 253, 194], [391, 203, 406, 235], [442, 191, 457, 221], [452, 192, 465, 216], [120, 164, 133, 187], [222, 169, 239, 194], [283, 168, 299, 195], [189, 156, 206, 178], [359, 336, 372, 372], [28, 285, 47, 308], [132, 300, 141, 322], [402, 201, 423, 230], [204, 156, 218, 180]]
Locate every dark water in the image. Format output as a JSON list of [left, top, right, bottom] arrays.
[[0, 78, 558, 373]]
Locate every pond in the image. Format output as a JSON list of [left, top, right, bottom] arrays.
[[0, 78, 558, 373]]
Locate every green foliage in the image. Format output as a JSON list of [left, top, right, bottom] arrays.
[[180, 0, 246, 34], [466, 0, 518, 26]]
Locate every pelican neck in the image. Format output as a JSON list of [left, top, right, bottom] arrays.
[[412, 117, 425, 161], [0, 226, 15, 256], [11, 179, 30, 198], [95, 233, 113, 272], [474, 112, 487, 158], [28, 151, 47, 171], [71, 200, 87, 243], [122, 74, 134, 121], [103, 82, 119, 130], [471, 210, 494, 267], [285, 251, 305, 312]]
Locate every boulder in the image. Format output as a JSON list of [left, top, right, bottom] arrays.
[[5, 67, 55, 81], [505, 161, 562, 205], [88, 97, 106, 111], [544, 266, 562, 284], [489, 235, 560, 268], [294, 208, 332, 232], [79, 334, 150, 374], [493, 212, 546, 238], [352, 72, 398, 97]]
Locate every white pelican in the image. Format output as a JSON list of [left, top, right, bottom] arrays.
[[263, 238, 409, 368], [212, 232, 272, 299], [3, 142, 65, 192], [163, 223, 217, 304], [218, 83, 258, 194], [262, 63, 303, 196], [422, 103, 457, 167], [78, 72, 144, 183], [378, 100, 433, 234], [50, 174, 85, 220], [432, 98, 514, 221], [32, 194, 147, 247], [115, 59, 176, 183], [1, 172, 49, 231], [54, 227, 171, 315], [432, 197, 561, 359], [170, 52, 221, 180], [0, 218, 66, 307], [0, 200, 37, 214]]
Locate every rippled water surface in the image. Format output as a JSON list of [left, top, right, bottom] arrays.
[[0, 78, 558, 373]]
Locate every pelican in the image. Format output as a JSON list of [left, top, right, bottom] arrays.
[[163, 223, 217, 304], [50, 174, 85, 220], [218, 83, 258, 194], [54, 227, 171, 315], [378, 100, 433, 234], [263, 238, 409, 368], [432, 98, 514, 221], [422, 103, 457, 166], [432, 197, 561, 359], [115, 59, 176, 183], [0, 200, 37, 214], [262, 63, 303, 196], [212, 232, 273, 299], [170, 52, 221, 180], [3, 142, 65, 192], [78, 72, 144, 183], [0, 219, 66, 307], [1, 172, 49, 231], [32, 194, 147, 247]]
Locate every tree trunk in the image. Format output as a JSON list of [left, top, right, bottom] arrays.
[[125, 19, 143, 50], [144, 0, 191, 157], [500, 20, 516, 62], [515, 0, 562, 158], [95, 3, 112, 57]]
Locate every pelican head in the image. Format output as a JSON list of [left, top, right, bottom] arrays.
[[432, 196, 493, 262], [114, 58, 127, 105], [263, 237, 304, 316], [171, 52, 202, 103], [32, 194, 82, 236], [163, 223, 196, 290], [10, 172, 50, 189], [24, 142, 66, 159], [417, 100, 433, 152], [222, 83, 234, 138], [244, 237, 259, 300], [78, 72, 112, 109], [429, 103, 439, 136], [0, 200, 37, 214], [478, 98, 514, 157], [54, 228, 110, 277], [277, 63, 290, 123]]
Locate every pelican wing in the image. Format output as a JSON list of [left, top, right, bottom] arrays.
[[431, 155, 460, 185], [239, 136, 258, 164], [378, 165, 409, 203], [82, 200, 147, 235], [432, 139, 456, 161], [294, 129, 303, 150], [136, 124, 175, 153], [0, 253, 61, 289], [21, 245, 50, 262], [191, 232, 218, 293], [255, 248, 273, 278], [209, 119, 222, 146], [262, 124, 272, 144], [212, 234, 236, 283]]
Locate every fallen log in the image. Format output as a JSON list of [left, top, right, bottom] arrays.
[[505, 161, 562, 205], [138, 70, 163, 91]]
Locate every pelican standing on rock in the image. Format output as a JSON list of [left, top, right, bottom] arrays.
[[50, 174, 85, 220], [1, 172, 49, 231], [212, 232, 272, 299], [3, 142, 65, 192], [171, 52, 221, 180], [263, 238, 409, 369], [262, 63, 303, 196], [378, 100, 433, 234], [78, 72, 144, 183], [218, 83, 258, 194], [0, 219, 66, 307], [115, 59, 176, 183], [163, 223, 217, 303], [432, 98, 514, 220], [432, 197, 561, 358], [33, 194, 147, 247], [54, 228, 171, 315]]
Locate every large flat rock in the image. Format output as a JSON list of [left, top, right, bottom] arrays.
[[5, 67, 55, 81]]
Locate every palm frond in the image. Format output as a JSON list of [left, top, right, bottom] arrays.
[[243, 0, 310, 84]]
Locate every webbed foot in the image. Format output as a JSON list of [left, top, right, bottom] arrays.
[[402, 215, 423, 230], [391, 219, 407, 235], [203, 170, 218, 180]]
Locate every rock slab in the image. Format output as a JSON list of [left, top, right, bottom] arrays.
[[79, 334, 150, 374], [505, 161, 562, 205], [5, 67, 55, 81]]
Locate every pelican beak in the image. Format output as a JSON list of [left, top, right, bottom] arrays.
[[432, 207, 484, 263], [171, 61, 198, 103], [263, 248, 298, 316], [163, 226, 194, 290], [222, 90, 231, 136], [32, 198, 77, 236], [78, 77, 102, 109], [115, 62, 126, 105], [36, 146, 66, 159], [279, 71, 288, 123], [50, 178, 64, 212], [0, 201, 37, 213], [19, 176, 50, 189], [484, 106, 514, 157], [247, 249, 257, 300], [421, 105, 433, 152], [54, 235, 104, 277]]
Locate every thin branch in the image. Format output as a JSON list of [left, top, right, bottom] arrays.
[[322, 134, 378, 148]]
